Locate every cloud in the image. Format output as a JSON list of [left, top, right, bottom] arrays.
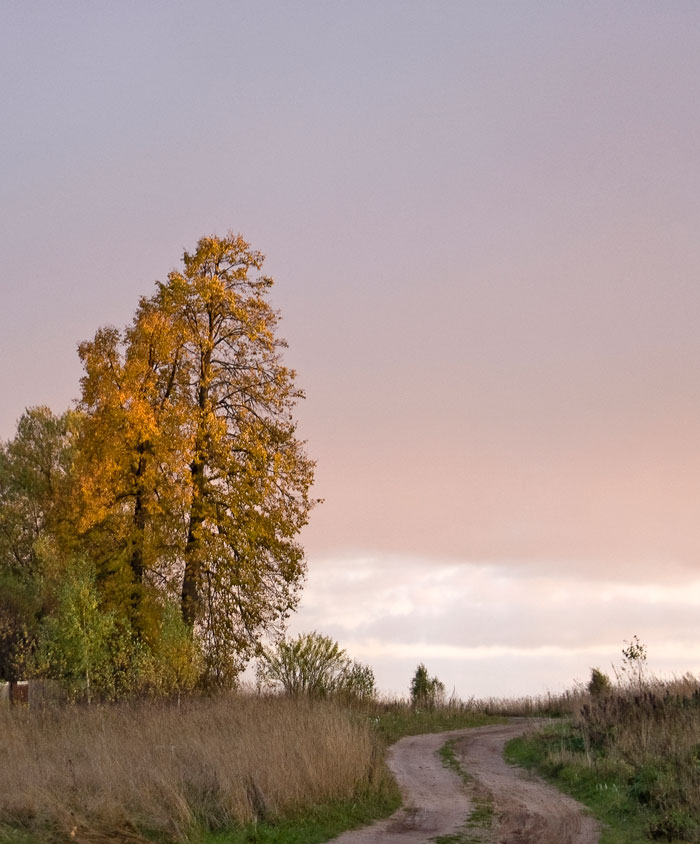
[[288, 553, 700, 696]]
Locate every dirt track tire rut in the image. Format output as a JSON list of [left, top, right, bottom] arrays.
[[330, 720, 600, 844], [453, 722, 600, 844]]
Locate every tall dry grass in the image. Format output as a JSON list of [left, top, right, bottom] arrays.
[[577, 673, 700, 755], [577, 675, 700, 829], [358, 689, 581, 721], [0, 692, 390, 843], [524, 674, 700, 841], [478, 688, 584, 718]]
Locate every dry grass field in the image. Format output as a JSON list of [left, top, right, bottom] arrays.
[[0, 693, 392, 843]]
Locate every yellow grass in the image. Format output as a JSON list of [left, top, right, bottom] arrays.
[[0, 692, 389, 843]]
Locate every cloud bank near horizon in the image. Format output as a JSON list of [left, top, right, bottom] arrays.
[[288, 554, 700, 697]]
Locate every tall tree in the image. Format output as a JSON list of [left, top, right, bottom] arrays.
[[73, 232, 316, 680], [156, 233, 316, 679]]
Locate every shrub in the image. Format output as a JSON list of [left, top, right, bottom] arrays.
[[257, 631, 376, 700], [32, 552, 204, 702], [587, 667, 612, 697], [337, 659, 377, 701], [617, 634, 648, 690], [132, 601, 203, 696], [34, 556, 127, 702]]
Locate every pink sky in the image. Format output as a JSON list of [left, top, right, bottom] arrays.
[[2, 2, 700, 695]]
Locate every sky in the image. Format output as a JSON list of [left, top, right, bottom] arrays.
[[2, 2, 700, 697]]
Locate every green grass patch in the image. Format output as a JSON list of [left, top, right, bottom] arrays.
[[196, 784, 401, 844], [504, 724, 652, 844], [0, 827, 41, 844], [439, 739, 466, 779]]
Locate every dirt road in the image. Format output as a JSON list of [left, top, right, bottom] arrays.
[[331, 720, 600, 844]]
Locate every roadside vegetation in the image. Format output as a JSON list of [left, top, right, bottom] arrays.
[[505, 644, 700, 843], [0, 619, 598, 844], [0, 689, 503, 844]]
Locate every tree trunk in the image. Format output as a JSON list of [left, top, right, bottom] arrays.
[[181, 347, 212, 628], [130, 495, 145, 582], [129, 449, 148, 634], [181, 455, 205, 627]]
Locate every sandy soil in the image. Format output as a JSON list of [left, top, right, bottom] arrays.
[[330, 720, 600, 844]]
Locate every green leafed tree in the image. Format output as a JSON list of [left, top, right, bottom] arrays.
[[0, 570, 38, 689], [410, 663, 445, 709], [336, 658, 377, 702], [34, 554, 126, 702], [33, 545, 202, 702], [0, 408, 76, 688], [0, 407, 75, 578]]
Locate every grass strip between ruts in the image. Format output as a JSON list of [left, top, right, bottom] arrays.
[[430, 739, 494, 844]]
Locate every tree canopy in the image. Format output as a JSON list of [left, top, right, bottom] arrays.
[[0, 232, 317, 696]]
